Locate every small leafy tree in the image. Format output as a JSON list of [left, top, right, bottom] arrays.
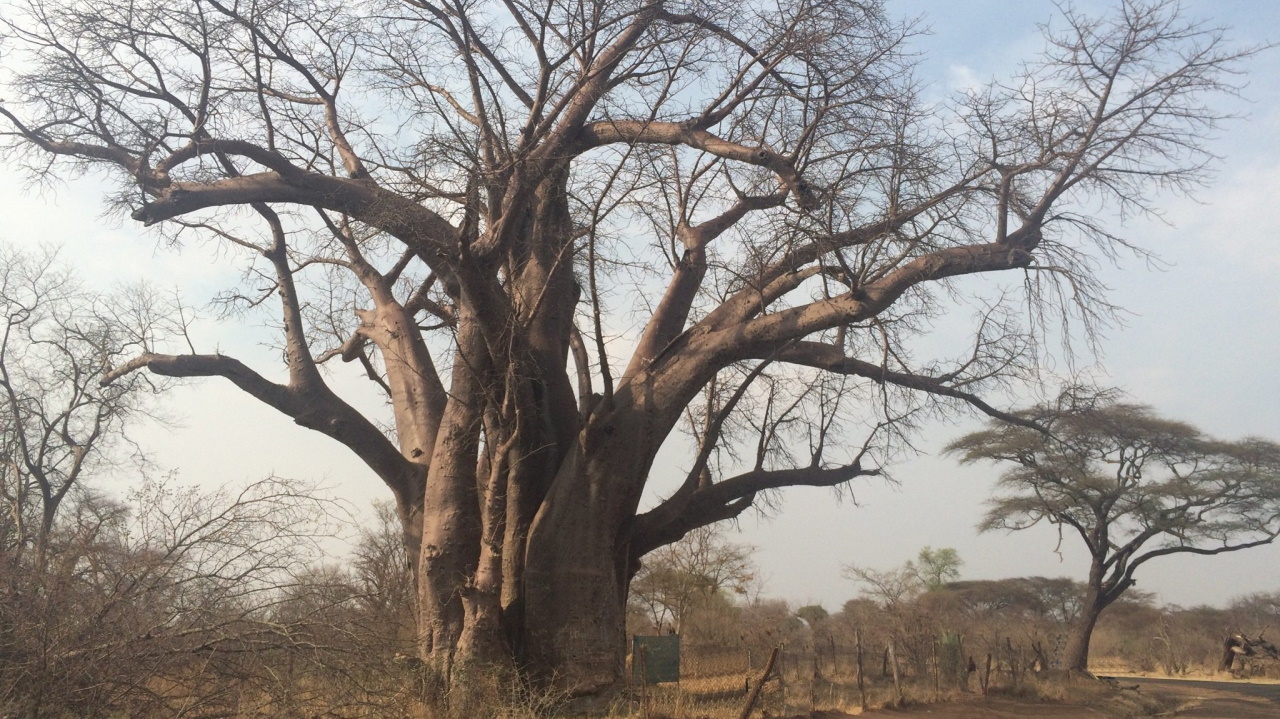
[[843, 547, 962, 673], [910, 546, 964, 591], [947, 393, 1280, 672], [795, 604, 829, 629], [628, 523, 755, 635], [843, 546, 963, 603]]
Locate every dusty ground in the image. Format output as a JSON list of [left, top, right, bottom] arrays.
[[1115, 677, 1280, 719], [832, 700, 1114, 717], [804, 677, 1280, 719]]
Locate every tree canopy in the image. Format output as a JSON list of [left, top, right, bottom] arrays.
[[910, 546, 963, 591]]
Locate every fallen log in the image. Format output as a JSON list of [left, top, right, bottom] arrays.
[[1220, 633, 1279, 672]]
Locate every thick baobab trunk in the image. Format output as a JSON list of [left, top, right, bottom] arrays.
[[498, 169, 581, 652], [406, 170, 714, 701], [416, 313, 486, 678], [415, 169, 589, 689], [522, 440, 647, 702], [517, 349, 715, 699]]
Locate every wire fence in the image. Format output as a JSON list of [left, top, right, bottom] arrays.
[[626, 630, 1071, 718]]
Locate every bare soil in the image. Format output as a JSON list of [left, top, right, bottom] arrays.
[[824, 700, 1112, 718], [1115, 677, 1280, 719], [788, 677, 1279, 719]]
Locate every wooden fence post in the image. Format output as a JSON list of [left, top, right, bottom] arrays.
[[1006, 637, 1018, 688], [737, 647, 780, 719], [889, 641, 903, 707], [829, 633, 838, 676], [932, 637, 940, 702], [982, 652, 993, 697], [811, 653, 819, 711], [855, 629, 867, 711]]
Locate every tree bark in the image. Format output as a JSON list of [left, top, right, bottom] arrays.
[[522, 441, 637, 703], [497, 169, 580, 655], [416, 310, 487, 678], [1064, 599, 1104, 674]]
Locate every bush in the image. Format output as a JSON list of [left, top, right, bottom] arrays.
[[0, 476, 423, 718]]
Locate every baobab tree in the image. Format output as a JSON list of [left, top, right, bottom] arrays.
[[947, 393, 1280, 673], [0, 0, 1254, 700]]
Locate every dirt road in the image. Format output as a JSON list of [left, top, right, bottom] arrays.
[[855, 699, 1113, 717], [1122, 676, 1280, 719], [849, 677, 1279, 718]]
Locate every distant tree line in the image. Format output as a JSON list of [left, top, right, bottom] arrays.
[[630, 530, 1280, 681]]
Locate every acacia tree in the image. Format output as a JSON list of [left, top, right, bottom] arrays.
[[0, 0, 1253, 698], [947, 395, 1280, 673]]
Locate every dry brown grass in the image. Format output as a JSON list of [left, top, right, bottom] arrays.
[[980, 672, 1176, 718]]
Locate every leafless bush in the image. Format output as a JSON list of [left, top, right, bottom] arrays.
[[0, 474, 434, 718], [0, 245, 434, 716], [0, 243, 173, 560]]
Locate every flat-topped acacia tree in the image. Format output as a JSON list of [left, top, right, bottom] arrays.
[[0, 0, 1251, 699], [947, 394, 1280, 673]]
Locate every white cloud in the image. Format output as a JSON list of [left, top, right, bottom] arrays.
[[946, 63, 982, 93]]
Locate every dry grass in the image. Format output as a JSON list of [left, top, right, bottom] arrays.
[[1106, 670, 1280, 685], [1091, 655, 1280, 685], [980, 672, 1176, 718]]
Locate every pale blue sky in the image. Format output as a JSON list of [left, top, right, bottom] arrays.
[[1, 0, 1277, 611], [747, 0, 1280, 610]]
